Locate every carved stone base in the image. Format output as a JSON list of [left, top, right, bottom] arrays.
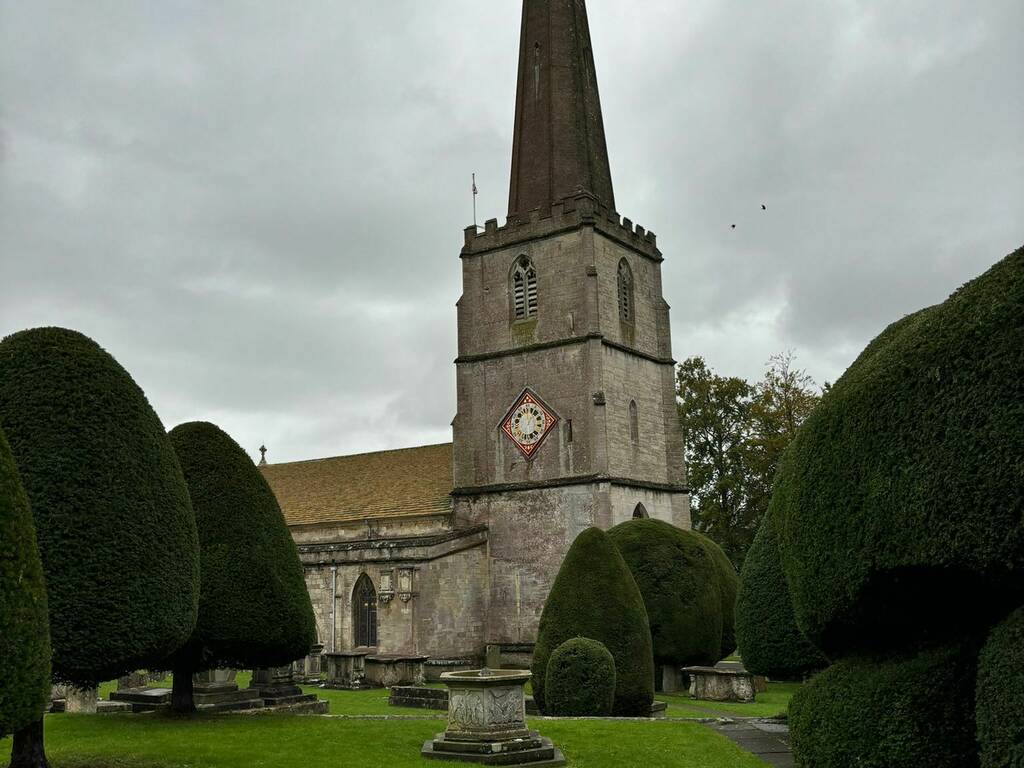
[[422, 733, 565, 766]]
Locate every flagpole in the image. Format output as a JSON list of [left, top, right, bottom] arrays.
[[472, 173, 478, 230]]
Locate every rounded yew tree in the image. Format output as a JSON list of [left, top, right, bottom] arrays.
[[789, 643, 980, 768], [544, 638, 616, 717], [772, 247, 1024, 657], [0, 426, 51, 740], [0, 328, 199, 686], [607, 518, 729, 669], [532, 527, 654, 717], [166, 421, 316, 711], [698, 530, 740, 659], [735, 518, 826, 679], [976, 606, 1024, 768]]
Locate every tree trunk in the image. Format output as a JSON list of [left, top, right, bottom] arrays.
[[170, 664, 196, 714], [10, 718, 49, 768]]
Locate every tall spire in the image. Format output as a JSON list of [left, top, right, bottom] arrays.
[[508, 0, 616, 221]]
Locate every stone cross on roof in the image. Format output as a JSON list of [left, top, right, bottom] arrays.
[[258, 444, 268, 467]]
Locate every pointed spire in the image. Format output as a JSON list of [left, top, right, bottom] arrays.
[[508, 0, 616, 221]]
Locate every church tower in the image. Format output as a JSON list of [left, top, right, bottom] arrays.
[[452, 0, 690, 650]]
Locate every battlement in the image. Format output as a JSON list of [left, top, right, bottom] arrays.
[[462, 192, 662, 262]]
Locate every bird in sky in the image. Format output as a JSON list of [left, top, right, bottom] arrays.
[[762, 204, 767, 210]]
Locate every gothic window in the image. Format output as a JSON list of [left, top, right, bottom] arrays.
[[617, 259, 634, 323], [353, 574, 378, 648], [512, 256, 538, 320], [629, 400, 639, 444], [633, 503, 649, 519]]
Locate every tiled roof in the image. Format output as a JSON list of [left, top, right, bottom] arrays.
[[260, 443, 453, 527]]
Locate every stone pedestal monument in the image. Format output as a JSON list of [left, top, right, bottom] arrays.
[[422, 669, 564, 766]]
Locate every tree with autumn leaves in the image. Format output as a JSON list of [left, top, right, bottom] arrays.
[[676, 352, 821, 569]]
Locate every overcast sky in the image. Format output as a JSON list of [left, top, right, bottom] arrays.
[[1, 1, 1021, 464]]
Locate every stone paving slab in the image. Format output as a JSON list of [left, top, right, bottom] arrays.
[[705, 720, 793, 768]]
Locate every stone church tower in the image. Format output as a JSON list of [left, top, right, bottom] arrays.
[[453, 0, 690, 652]]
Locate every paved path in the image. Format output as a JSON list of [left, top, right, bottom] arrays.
[[705, 720, 793, 768]]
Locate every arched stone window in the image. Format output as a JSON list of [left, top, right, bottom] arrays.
[[629, 400, 639, 444], [617, 259, 634, 323], [353, 574, 378, 648], [633, 503, 649, 519], [512, 256, 538, 320]]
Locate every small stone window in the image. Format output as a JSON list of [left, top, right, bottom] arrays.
[[353, 574, 378, 648], [633, 503, 649, 519], [512, 256, 538, 320], [629, 400, 639, 444], [617, 259, 634, 323]]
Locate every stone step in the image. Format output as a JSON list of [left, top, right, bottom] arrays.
[[431, 735, 545, 755], [193, 688, 262, 706], [389, 686, 449, 711], [262, 693, 318, 707], [108, 688, 172, 712], [258, 699, 329, 715], [98, 701, 133, 714], [197, 698, 265, 713], [422, 737, 565, 766]]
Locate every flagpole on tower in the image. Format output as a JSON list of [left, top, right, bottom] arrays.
[[472, 173, 479, 230]]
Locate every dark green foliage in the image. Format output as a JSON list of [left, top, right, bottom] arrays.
[[607, 518, 731, 668], [772, 248, 1024, 656], [544, 638, 616, 717], [167, 422, 316, 673], [976, 606, 1024, 768], [0, 427, 50, 739], [789, 643, 980, 768], [699, 531, 739, 658], [532, 527, 654, 717], [735, 519, 826, 679], [0, 328, 199, 687]]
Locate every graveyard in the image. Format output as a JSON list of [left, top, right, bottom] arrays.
[[1, 0, 1021, 767]]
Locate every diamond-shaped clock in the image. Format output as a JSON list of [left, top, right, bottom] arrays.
[[500, 389, 559, 459]]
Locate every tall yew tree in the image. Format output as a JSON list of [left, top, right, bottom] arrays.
[[0, 328, 200, 767], [0, 427, 51, 751], [166, 422, 316, 713]]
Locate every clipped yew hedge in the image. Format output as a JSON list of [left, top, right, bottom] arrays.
[[607, 518, 733, 668], [789, 642, 980, 768], [772, 247, 1024, 657], [976, 606, 1024, 768], [0, 327, 200, 687], [166, 422, 316, 708], [0, 426, 50, 739], [699, 530, 740, 659], [544, 638, 616, 717], [735, 518, 826, 679], [532, 527, 654, 717]]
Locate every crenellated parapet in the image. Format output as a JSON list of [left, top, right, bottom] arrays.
[[463, 192, 662, 262]]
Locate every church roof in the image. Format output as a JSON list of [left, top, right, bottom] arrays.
[[260, 443, 453, 527]]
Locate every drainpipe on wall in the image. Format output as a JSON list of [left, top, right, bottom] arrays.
[[330, 566, 338, 652]]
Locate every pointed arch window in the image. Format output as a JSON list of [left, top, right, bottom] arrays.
[[633, 503, 649, 519], [617, 259, 634, 323], [629, 400, 640, 445], [512, 256, 538, 320], [353, 574, 378, 648]]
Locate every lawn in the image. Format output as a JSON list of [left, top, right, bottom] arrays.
[[1, 711, 770, 768], [658, 681, 799, 720]]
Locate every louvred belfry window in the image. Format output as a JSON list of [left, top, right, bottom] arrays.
[[512, 257, 538, 320], [618, 259, 634, 323]]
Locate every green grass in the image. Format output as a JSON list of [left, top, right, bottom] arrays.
[[657, 681, 800, 719], [1, 711, 769, 768]]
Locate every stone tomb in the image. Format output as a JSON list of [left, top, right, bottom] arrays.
[[422, 669, 564, 766], [249, 666, 328, 714], [192, 669, 264, 713], [683, 665, 757, 703]]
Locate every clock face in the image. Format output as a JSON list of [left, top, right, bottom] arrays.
[[500, 390, 558, 459]]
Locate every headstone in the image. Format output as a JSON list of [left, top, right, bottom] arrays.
[[64, 686, 98, 714], [117, 671, 150, 691]]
